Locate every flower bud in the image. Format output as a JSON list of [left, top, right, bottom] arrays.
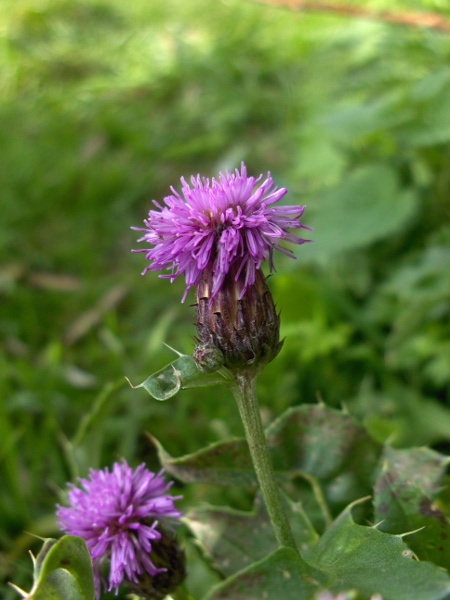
[[128, 528, 186, 600], [195, 267, 283, 375]]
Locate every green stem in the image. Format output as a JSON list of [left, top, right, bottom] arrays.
[[231, 373, 298, 552]]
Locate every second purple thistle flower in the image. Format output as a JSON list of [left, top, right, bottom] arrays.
[[133, 162, 311, 302]]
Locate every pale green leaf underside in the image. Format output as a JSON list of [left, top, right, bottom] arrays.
[[21, 536, 95, 600], [130, 354, 230, 401]]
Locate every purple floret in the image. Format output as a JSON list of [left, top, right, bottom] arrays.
[[133, 162, 311, 302], [57, 461, 182, 598]]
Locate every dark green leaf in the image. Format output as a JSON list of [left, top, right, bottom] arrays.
[[306, 500, 450, 600], [151, 404, 382, 535], [299, 165, 419, 261], [266, 404, 382, 514], [374, 446, 450, 569], [148, 433, 255, 486], [186, 494, 319, 578], [194, 498, 450, 600], [203, 547, 320, 600]]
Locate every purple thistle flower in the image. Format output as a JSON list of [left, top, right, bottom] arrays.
[[56, 461, 182, 599], [133, 162, 311, 303]]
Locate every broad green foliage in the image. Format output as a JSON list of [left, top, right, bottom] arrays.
[[186, 495, 318, 577], [177, 406, 450, 599], [189, 495, 450, 600], [10, 536, 94, 600], [204, 547, 319, 600], [149, 434, 255, 487], [300, 165, 419, 260], [265, 405, 382, 518], [1, 0, 450, 598], [152, 404, 382, 526], [203, 512, 450, 600], [374, 446, 450, 569], [305, 503, 450, 600]]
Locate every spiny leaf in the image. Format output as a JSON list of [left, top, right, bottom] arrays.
[[150, 404, 381, 499], [203, 547, 321, 600], [306, 499, 450, 600], [150, 404, 382, 533], [196, 497, 450, 600], [374, 446, 450, 569]]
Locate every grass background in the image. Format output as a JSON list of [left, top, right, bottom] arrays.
[[1, 0, 450, 597]]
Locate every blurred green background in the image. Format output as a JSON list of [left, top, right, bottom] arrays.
[[1, 0, 450, 597]]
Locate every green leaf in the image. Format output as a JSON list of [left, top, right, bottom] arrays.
[[151, 404, 382, 531], [405, 75, 450, 147], [203, 547, 321, 600], [306, 500, 450, 600], [129, 355, 230, 401], [374, 446, 450, 569], [186, 494, 319, 578], [299, 165, 419, 262], [360, 385, 450, 447], [12, 536, 95, 600], [323, 89, 408, 143], [266, 404, 382, 514], [147, 433, 255, 486], [192, 498, 450, 600]]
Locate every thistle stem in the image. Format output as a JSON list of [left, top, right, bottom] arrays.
[[231, 373, 298, 552]]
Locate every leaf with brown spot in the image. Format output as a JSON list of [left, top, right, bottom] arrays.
[[304, 500, 450, 600], [374, 446, 450, 569], [266, 404, 382, 515], [201, 500, 450, 600], [149, 403, 382, 519], [204, 547, 321, 600]]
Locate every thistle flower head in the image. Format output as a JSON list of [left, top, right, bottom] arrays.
[[56, 461, 182, 599], [133, 162, 310, 303]]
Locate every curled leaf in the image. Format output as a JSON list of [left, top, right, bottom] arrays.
[[10, 535, 95, 600], [127, 354, 231, 401]]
